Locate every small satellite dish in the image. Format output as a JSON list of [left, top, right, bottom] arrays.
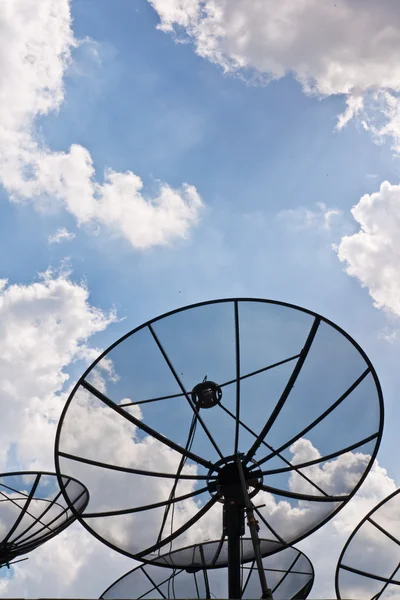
[[54, 299, 383, 598], [336, 488, 400, 599], [0, 471, 89, 567], [100, 540, 314, 599]]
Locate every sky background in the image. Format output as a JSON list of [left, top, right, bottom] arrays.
[[1, 0, 400, 598]]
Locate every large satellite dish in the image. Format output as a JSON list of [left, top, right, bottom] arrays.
[[0, 471, 89, 568], [55, 299, 383, 598], [336, 488, 400, 599], [100, 540, 314, 599]]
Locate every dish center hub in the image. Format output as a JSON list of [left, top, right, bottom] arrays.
[[191, 380, 222, 409], [218, 461, 250, 502], [207, 457, 263, 502]]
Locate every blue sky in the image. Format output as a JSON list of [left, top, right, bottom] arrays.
[[1, 0, 400, 598], [2, 1, 395, 324], [25, 0, 400, 464]]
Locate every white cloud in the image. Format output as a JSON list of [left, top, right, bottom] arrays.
[[0, 0, 203, 249], [0, 269, 129, 596], [0, 525, 135, 598], [337, 181, 400, 317], [48, 227, 75, 244], [336, 94, 365, 131], [357, 90, 400, 153], [0, 269, 116, 471], [148, 0, 400, 149], [288, 439, 372, 498], [299, 459, 396, 598], [277, 202, 342, 231], [249, 439, 385, 564]]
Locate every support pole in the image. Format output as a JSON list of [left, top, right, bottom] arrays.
[[236, 457, 273, 600], [224, 502, 244, 599], [200, 545, 211, 600]]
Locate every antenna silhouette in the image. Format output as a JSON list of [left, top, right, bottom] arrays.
[[0, 471, 88, 568], [336, 487, 400, 599], [100, 540, 314, 599], [54, 298, 383, 598]]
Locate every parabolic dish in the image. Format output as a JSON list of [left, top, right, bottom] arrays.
[[100, 541, 314, 600], [144, 538, 285, 569], [336, 488, 400, 599], [55, 298, 383, 561], [0, 471, 89, 567]]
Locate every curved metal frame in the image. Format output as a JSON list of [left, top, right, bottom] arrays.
[[0, 471, 89, 566], [335, 488, 400, 599], [54, 297, 384, 562], [141, 538, 284, 570], [100, 541, 315, 600]]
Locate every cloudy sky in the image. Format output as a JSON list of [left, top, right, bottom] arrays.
[[1, 0, 400, 598]]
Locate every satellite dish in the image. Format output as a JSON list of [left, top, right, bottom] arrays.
[[0, 471, 89, 567], [100, 540, 314, 599], [144, 538, 285, 569], [336, 488, 400, 599], [55, 299, 383, 597]]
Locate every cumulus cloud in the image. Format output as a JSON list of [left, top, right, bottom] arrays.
[[0, 268, 131, 597], [0, 524, 135, 598], [148, 0, 400, 149], [0, 269, 116, 471], [337, 181, 400, 316], [0, 0, 203, 249], [298, 460, 396, 598], [288, 439, 371, 498], [251, 439, 382, 557], [48, 227, 75, 244]]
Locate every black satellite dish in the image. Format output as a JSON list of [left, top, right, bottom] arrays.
[[100, 540, 314, 599], [54, 298, 383, 598], [336, 487, 400, 599], [145, 538, 285, 569], [0, 471, 89, 568]]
